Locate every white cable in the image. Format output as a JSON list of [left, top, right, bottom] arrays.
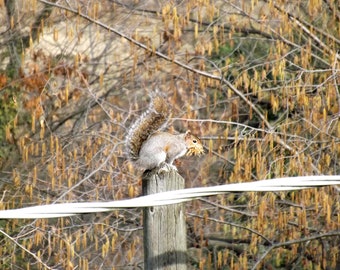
[[0, 175, 339, 219]]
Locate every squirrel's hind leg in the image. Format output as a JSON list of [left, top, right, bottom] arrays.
[[143, 161, 176, 176], [138, 149, 166, 170], [157, 162, 177, 174]]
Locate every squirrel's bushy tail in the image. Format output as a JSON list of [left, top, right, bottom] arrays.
[[126, 96, 170, 160]]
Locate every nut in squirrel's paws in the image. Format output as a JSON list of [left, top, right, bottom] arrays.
[[186, 144, 205, 156]]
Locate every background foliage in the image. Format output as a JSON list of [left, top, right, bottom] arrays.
[[0, 0, 339, 269]]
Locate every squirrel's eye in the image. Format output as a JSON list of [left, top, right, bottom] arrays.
[[193, 139, 197, 143]]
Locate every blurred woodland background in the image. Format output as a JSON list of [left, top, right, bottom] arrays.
[[0, 0, 339, 269]]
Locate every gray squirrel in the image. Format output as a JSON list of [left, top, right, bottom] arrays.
[[126, 96, 204, 171]]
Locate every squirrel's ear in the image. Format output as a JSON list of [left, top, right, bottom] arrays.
[[185, 130, 191, 138]]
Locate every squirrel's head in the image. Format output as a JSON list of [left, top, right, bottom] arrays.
[[185, 130, 204, 156]]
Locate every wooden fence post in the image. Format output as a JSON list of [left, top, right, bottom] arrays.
[[143, 168, 187, 270]]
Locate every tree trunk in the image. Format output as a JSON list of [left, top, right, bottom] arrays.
[[143, 168, 187, 270]]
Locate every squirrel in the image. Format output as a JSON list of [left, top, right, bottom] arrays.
[[126, 96, 204, 171]]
